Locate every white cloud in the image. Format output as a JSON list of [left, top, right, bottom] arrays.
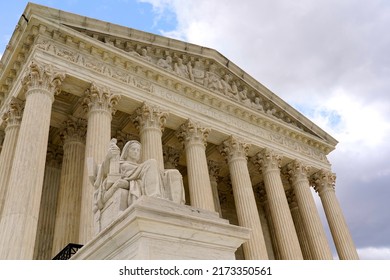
[[307, 88, 390, 150], [357, 247, 390, 260]]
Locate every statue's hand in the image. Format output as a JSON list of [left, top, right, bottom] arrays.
[[107, 141, 120, 159]]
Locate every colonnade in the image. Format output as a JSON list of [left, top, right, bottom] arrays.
[[0, 60, 359, 260]]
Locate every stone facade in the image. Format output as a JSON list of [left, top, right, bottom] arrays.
[[0, 3, 359, 260]]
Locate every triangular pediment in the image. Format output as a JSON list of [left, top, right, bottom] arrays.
[[0, 3, 338, 153]]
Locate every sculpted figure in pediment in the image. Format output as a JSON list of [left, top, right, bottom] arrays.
[[238, 87, 252, 106], [220, 74, 231, 94], [188, 60, 205, 84], [157, 55, 173, 71], [266, 107, 277, 117], [204, 67, 222, 92], [173, 58, 190, 78], [252, 97, 264, 112], [140, 48, 152, 62]]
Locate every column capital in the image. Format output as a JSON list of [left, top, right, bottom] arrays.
[[252, 148, 282, 171], [46, 143, 63, 168], [311, 170, 336, 194], [254, 183, 267, 204], [219, 135, 250, 162], [207, 159, 221, 181], [132, 102, 168, 132], [1, 97, 23, 128], [163, 145, 181, 169], [82, 82, 120, 116], [285, 188, 298, 209], [114, 130, 139, 150], [176, 119, 210, 147], [285, 160, 311, 185], [21, 60, 65, 100], [60, 117, 87, 144]]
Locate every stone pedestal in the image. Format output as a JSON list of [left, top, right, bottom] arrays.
[[72, 196, 250, 260]]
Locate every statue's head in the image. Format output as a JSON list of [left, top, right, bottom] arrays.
[[121, 140, 141, 162]]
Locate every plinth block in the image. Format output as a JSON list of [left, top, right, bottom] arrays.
[[72, 196, 250, 259]]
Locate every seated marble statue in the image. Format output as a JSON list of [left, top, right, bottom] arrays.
[[92, 139, 185, 216]]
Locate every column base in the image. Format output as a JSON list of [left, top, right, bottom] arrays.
[[72, 196, 250, 260]]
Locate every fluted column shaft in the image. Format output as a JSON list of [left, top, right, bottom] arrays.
[[287, 161, 333, 259], [52, 118, 86, 255], [176, 119, 214, 211], [262, 200, 280, 259], [253, 150, 303, 260], [133, 103, 168, 171], [0, 61, 65, 259], [312, 170, 359, 259], [0, 97, 23, 218], [79, 83, 119, 244], [33, 145, 62, 259], [0, 130, 4, 151], [208, 160, 222, 216], [287, 190, 313, 260], [220, 136, 268, 260]]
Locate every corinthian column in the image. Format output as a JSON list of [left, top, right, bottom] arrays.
[[208, 160, 222, 216], [176, 119, 214, 211], [312, 170, 359, 259], [0, 60, 65, 259], [79, 83, 120, 244], [253, 149, 303, 259], [132, 102, 168, 171], [52, 118, 87, 255], [163, 145, 180, 169], [0, 97, 23, 218], [285, 161, 333, 259], [286, 189, 312, 260], [34, 144, 62, 260], [219, 136, 268, 260]]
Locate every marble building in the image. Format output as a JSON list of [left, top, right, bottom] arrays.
[[0, 3, 359, 260]]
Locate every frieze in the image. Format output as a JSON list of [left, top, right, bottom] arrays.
[[32, 36, 329, 164]]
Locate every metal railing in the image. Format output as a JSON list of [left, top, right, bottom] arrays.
[[52, 243, 83, 260]]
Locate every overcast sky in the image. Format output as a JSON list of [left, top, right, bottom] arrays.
[[1, 0, 389, 260]]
